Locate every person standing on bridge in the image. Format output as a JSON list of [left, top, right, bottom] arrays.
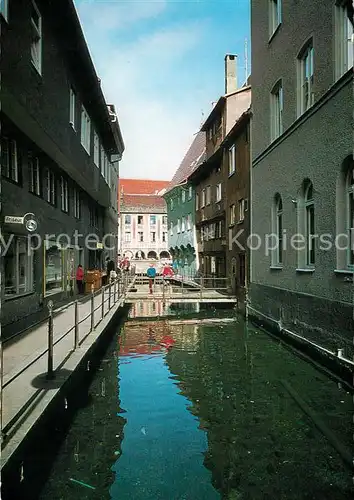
[[146, 263, 157, 294]]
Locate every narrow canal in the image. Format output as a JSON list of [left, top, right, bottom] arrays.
[[38, 304, 352, 499]]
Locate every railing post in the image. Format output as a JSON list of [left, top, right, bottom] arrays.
[[101, 286, 105, 319], [114, 278, 117, 303], [46, 300, 55, 380], [108, 280, 112, 310], [181, 275, 184, 295], [0, 340, 4, 443], [118, 277, 121, 299], [74, 300, 79, 349], [90, 284, 95, 331], [200, 276, 204, 300]]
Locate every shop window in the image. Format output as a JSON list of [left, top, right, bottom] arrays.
[[4, 236, 34, 297], [45, 240, 63, 295]]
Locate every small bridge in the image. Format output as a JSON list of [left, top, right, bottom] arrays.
[[125, 276, 237, 304]]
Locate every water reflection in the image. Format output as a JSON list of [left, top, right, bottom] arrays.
[[38, 313, 352, 500]]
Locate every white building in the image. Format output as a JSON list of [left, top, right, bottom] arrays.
[[118, 179, 171, 266]]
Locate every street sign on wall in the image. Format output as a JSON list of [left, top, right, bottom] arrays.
[[4, 216, 24, 224]]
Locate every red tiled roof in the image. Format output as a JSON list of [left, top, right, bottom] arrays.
[[165, 131, 206, 194], [120, 178, 170, 195], [120, 194, 167, 213]]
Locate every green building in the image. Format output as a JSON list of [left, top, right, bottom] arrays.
[[163, 131, 205, 278]]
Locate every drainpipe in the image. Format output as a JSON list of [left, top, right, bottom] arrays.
[[247, 115, 253, 317]]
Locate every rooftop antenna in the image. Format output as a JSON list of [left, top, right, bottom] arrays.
[[244, 37, 248, 84]]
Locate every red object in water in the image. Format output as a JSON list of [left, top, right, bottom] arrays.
[[160, 335, 175, 349]]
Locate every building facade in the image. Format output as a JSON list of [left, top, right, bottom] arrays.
[[250, 0, 353, 354], [189, 55, 251, 282], [224, 109, 251, 309], [1, 0, 124, 337], [118, 179, 170, 267], [163, 131, 205, 278]]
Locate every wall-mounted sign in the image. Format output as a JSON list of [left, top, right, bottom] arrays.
[[96, 243, 103, 249], [4, 213, 38, 232], [5, 216, 24, 224]]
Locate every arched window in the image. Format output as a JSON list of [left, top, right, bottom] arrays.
[[271, 193, 283, 267], [297, 39, 314, 116], [346, 166, 354, 266], [304, 181, 315, 266]]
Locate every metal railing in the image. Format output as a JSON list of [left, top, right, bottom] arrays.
[[132, 275, 232, 300], [1, 271, 135, 441]]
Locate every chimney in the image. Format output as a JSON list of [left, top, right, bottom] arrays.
[[224, 54, 237, 94]]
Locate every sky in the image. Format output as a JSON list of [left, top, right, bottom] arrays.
[[74, 0, 250, 181]]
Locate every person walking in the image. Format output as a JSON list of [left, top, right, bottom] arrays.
[[76, 264, 84, 294], [146, 263, 157, 294]]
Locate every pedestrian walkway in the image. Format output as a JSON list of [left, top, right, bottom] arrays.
[[2, 277, 135, 440]]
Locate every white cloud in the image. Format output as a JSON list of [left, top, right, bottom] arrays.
[[75, 0, 207, 180], [77, 0, 167, 33]]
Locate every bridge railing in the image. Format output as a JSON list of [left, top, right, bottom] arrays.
[[132, 275, 231, 298], [1, 272, 136, 444]]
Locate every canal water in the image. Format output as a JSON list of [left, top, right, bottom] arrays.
[[38, 304, 352, 499]]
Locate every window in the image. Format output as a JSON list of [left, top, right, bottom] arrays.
[[45, 169, 55, 205], [181, 217, 186, 232], [138, 231, 144, 242], [60, 176, 69, 212], [230, 204, 236, 225], [138, 215, 143, 225], [125, 232, 131, 243], [298, 42, 314, 115], [162, 232, 167, 243], [89, 206, 98, 227], [150, 215, 157, 226], [162, 216, 168, 225], [272, 194, 283, 266], [31, 1, 42, 74], [188, 186, 193, 199], [151, 232, 156, 242], [335, 1, 354, 78], [216, 183, 222, 202], [28, 154, 40, 195], [170, 198, 174, 210], [1, 0, 8, 21], [125, 214, 131, 225], [177, 219, 181, 233], [170, 222, 173, 235], [269, 0, 282, 36], [69, 88, 76, 129], [196, 193, 199, 210], [74, 188, 80, 218], [45, 240, 63, 295], [181, 190, 186, 203], [1, 138, 19, 183], [208, 223, 215, 239], [201, 190, 206, 208], [215, 221, 222, 239], [206, 186, 211, 205], [93, 131, 99, 166], [271, 81, 283, 140], [238, 199, 245, 222], [81, 106, 91, 153], [4, 236, 34, 297], [187, 214, 192, 230], [346, 166, 354, 266], [305, 181, 315, 266], [228, 144, 236, 176]]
